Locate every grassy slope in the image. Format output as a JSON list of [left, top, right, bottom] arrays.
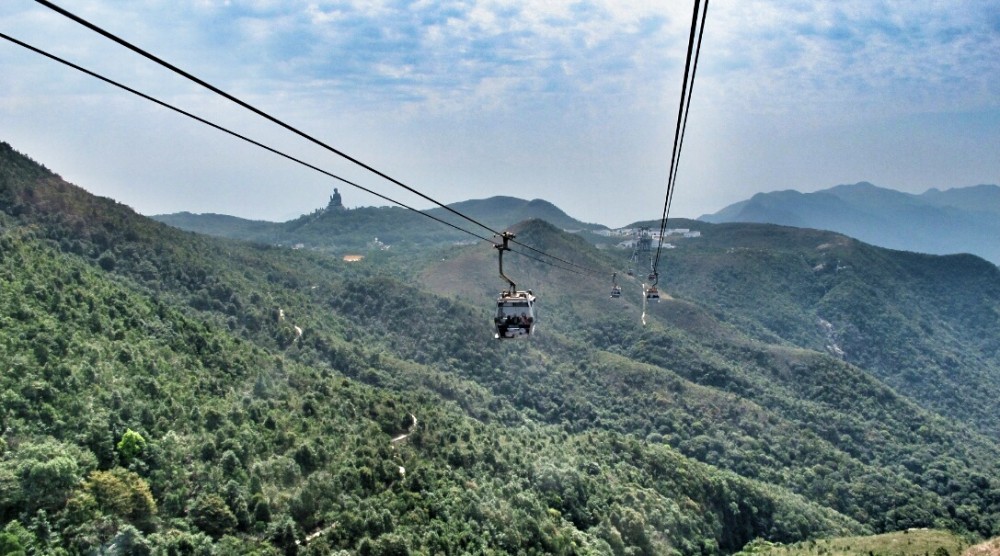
[[737, 529, 969, 556], [964, 537, 1000, 556]]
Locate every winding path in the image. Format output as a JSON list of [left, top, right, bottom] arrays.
[[391, 413, 418, 443]]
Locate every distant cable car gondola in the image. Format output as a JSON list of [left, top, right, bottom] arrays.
[[610, 272, 622, 298], [493, 232, 537, 339], [646, 272, 661, 302]]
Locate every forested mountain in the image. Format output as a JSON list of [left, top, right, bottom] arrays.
[[3, 140, 1000, 554], [151, 195, 606, 253], [699, 182, 1000, 265], [424, 196, 606, 232], [146, 212, 280, 242]]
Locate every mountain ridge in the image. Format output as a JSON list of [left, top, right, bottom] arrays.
[[700, 181, 1000, 264], [149, 194, 608, 252]]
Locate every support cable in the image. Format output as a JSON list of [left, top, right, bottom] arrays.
[[3, 32, 600, 281], [33, 0, 501, 238], [651, 0, 709, 280], [31, 0, 606, 279], [658, 0, 710, 245], [0, 31, 494, 245]]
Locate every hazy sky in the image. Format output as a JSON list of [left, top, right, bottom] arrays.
[[2, 1, 998, 228]]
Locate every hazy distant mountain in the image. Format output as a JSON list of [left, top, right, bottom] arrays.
[[700, 182, 1000, 264], [921, 183, 1000, 214]]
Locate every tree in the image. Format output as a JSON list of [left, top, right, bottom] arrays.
[[252, 494, 272, 526], [0, 521, 31, 556], [117, 429, 146, 464], [190, 494, 238, 539], [269, 516, 298, 556], [83, 469, 157, 531], [109, 524, 151, 556], [97, 251, 116, 271], [20, 455, 80, 513]]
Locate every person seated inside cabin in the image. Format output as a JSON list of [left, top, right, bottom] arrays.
[[493, 311, 510, 336]]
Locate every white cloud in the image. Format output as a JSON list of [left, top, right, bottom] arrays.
[[1, 0, 997, 224], [700, 0, 1000, 122]]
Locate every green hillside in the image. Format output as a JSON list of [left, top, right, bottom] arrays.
[[421, 220, 1000, 534], [3, 140, 1000, 553], [652, 223, 1000, 440]]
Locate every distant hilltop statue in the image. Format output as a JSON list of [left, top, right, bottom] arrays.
[[327, 188, 345, 211]]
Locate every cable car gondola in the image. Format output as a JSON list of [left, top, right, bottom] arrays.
[[495, 290, 536, 339], [645, 272, 661, 301], [493, 232, 537, 339], [610, 272, 622, 298], [645, 285, 660, 301]]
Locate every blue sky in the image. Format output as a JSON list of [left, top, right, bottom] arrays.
[[1, 0, 998, 227]]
